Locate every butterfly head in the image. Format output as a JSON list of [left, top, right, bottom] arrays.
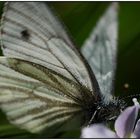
[[89, 97, 126, 124]]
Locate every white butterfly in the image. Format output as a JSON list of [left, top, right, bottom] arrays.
[[0, 2, 122, 136]]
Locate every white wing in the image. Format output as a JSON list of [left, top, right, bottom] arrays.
[[0, 57, 87, 133], [0, 2, 99, 134], [1, 2, 100, 92], [81, 3, 118, 103]]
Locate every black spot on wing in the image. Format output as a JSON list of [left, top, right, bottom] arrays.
[[21, 29, 30, 40], [94, 34, 99, 43]]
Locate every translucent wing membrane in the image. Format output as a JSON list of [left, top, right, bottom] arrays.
[[0, 2, 99, 134], [0, 57, 85, 133], [1, 2, 97, 91], [82, 3, 118, 103]]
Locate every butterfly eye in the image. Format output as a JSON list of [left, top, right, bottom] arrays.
[[21, 29, 30, 40]]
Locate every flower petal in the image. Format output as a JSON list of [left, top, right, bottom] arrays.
[[133, 119, 140, 138], [115, 105, 139, 138], [81, 124, 118, 138]]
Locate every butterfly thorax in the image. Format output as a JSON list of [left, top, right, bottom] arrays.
[[85, 98, 125, 125]]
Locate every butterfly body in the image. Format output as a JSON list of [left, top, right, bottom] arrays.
[[0, 2, 123, 137]]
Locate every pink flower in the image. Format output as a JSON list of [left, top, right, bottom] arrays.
[[81, 98, 140, 138]]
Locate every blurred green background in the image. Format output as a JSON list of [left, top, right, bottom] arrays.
[[0, 1, 140, 138]]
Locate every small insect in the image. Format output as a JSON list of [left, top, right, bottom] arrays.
[[0, 2, 125, 137]]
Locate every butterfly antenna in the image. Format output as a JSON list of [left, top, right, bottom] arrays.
[[87, 107, 101, 126], [120, 93, 140, 100]]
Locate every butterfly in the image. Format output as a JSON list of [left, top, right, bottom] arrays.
[[0, 2, 124, 136]]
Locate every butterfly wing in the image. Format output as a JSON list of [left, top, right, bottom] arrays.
[[0, 2, 99, 134], [81, 3, 118, 103], [1, 2, 100, 93], [0, 57, 86, 133]]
